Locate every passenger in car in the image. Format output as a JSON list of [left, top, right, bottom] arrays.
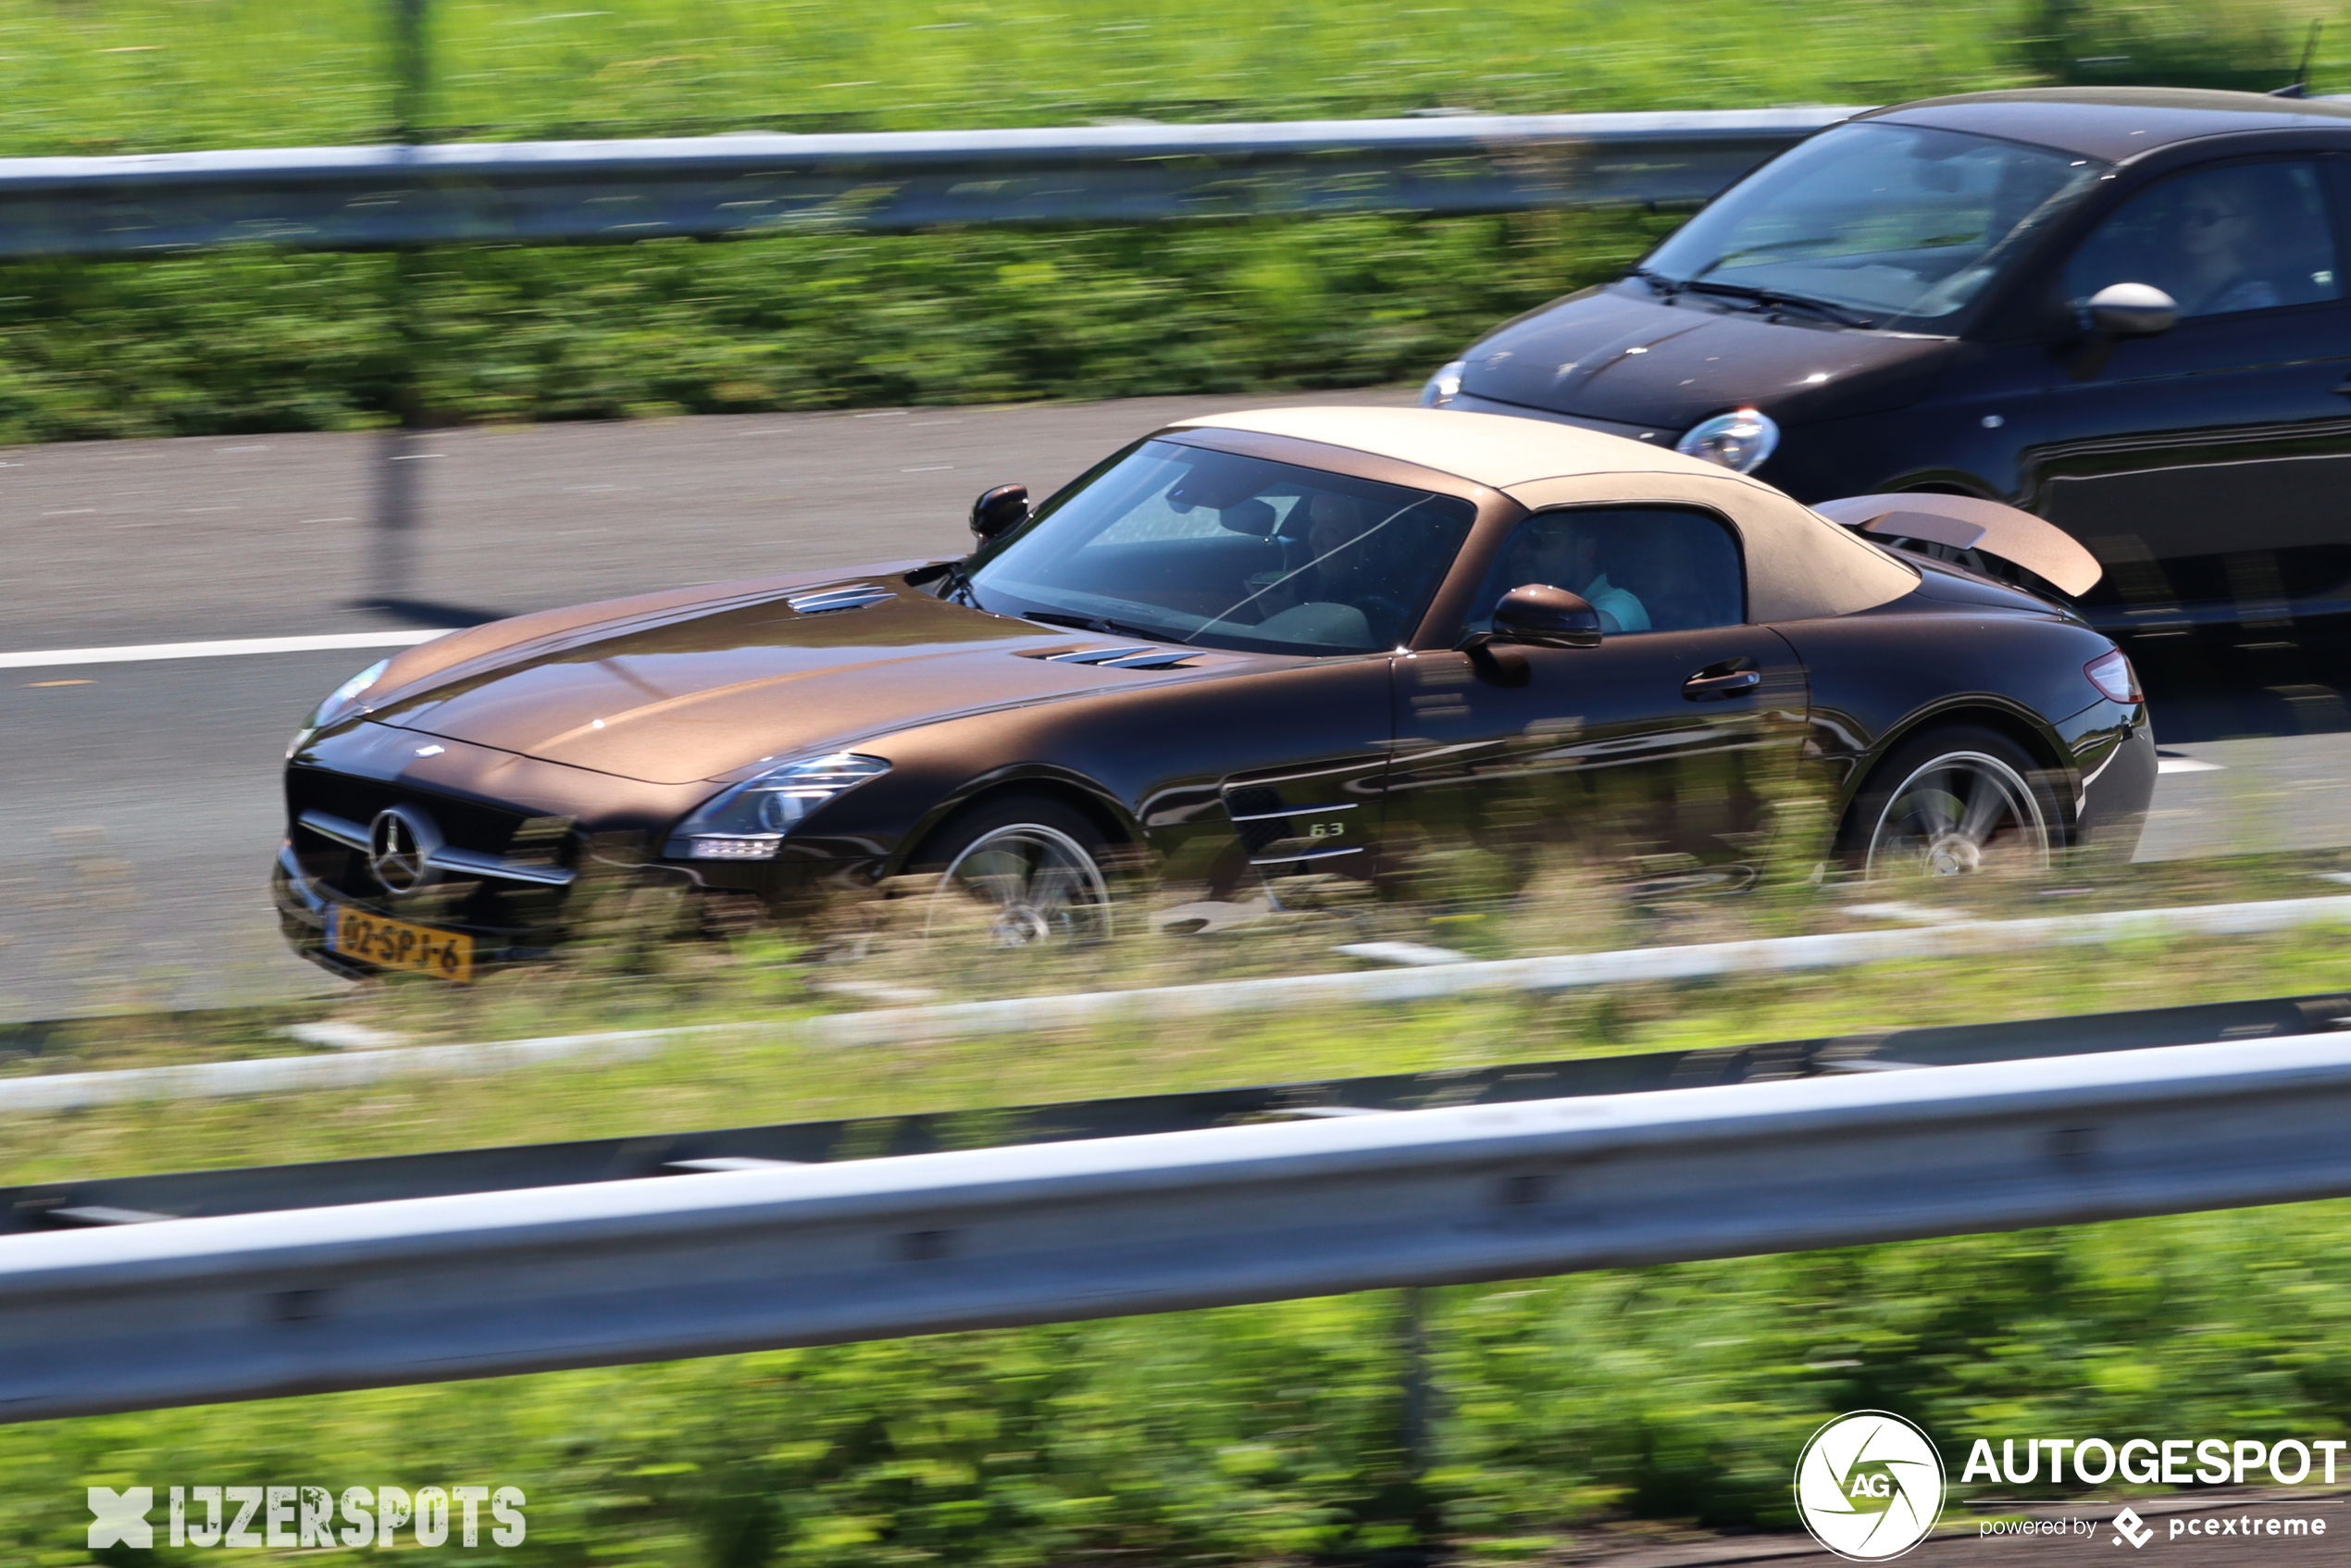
[[1500, 518, 1651, 634]]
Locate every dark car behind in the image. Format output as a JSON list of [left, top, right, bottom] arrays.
[[1428, 88, 2351, 736]]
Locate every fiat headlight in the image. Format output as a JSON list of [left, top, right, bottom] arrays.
[[287, 657, 391, 759], [1675, 407, 1780, 473], [666, 753, 892, 860], [1419, 359, 1467, 409]]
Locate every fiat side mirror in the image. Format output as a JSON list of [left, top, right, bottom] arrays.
[[2083, 281, 2179, 338], [1491, 584, 1604, 649], [2069, 283, 2178, 380], [970, 483, 1030, 541]]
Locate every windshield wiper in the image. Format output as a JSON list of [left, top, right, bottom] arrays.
[[1678, 280, 1875, 329], [1021, 609, 1178, 642], [938, 560, 988, 612], [1627, 266, 1684, 297]]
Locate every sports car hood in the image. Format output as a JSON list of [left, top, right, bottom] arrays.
[[361, 576, 1213, 785], [1462, 285, 1951, 429]]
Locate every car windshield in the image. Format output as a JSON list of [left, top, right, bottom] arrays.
[[961, 440, 1476, 655], [1640, 122, 2105, 329]]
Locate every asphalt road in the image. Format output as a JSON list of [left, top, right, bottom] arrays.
[[0, 389, 2340, 1020], [0, 392, 1409, 1020]]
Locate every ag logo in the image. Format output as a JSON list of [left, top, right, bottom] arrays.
[[1793, 1411, 1946, 1561]]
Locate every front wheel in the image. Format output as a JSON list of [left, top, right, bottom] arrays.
[[1840, 726, 2059, 879], [913, 793, 1114, 944]]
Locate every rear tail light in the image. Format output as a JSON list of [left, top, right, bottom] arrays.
[[2084, 649, 2141, 704]]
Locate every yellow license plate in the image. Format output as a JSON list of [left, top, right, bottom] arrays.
[[328, 907, 475, 982]]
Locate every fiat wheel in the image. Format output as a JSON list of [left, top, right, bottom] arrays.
[[1844, 727, 2058, 879], [916, 794, 1114, 944]]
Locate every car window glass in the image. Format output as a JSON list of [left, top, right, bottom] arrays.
[[1641, 122, 2102, 329], [966, 440, 1475, 655], [1463, 507, 1746, 636], [2062, 160, 2340, 319]]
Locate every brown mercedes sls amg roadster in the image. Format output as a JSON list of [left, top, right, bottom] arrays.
[[275, 407, 2153, 978]]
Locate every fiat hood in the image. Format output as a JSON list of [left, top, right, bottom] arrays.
[[362, 577, 1217, 785], [1461, 285, 1951, 429]]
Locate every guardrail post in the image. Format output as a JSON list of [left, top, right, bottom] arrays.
[[1399, 1285, 1435, 1475], [391, 0, 429, 141], [368, 0, 431, 613], [367, 255, 429, 612]]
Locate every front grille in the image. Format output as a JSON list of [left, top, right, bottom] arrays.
[[292, 769, 535, 861], [287, 766, 572, 922]]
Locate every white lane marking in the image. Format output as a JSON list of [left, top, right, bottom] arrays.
[[2157, 757, 2224, 774], [0, 629, 451, 670]]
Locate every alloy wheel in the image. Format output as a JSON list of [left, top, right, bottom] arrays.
[[929, 823, 1112, 944], [1862, 750, 2050, 878]]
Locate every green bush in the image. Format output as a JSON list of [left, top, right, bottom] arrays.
[[0, 211, 1671, 442], [14, 1202, 2351, 1564], [2023, 0, 2332, 93]]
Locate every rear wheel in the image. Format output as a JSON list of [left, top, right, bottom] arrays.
[[1841, 726, 2059, 878], [913, 793, 1114, 944]]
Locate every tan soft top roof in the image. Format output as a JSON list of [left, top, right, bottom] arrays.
[[1171, 406, 1920, 622], [1172, 405, 1729, 487]]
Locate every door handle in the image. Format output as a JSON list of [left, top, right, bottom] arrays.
[[1683, 668, 1761, 701], [2333, 377, 2351, 397]]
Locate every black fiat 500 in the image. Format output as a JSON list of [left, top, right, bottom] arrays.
[[1424, 87, 2351, 733]]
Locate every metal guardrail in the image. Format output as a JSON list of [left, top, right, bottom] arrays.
[[0, 108, 1853, 256], [6, 1027, 2351, 1422], [6, 989, 2346, 1235]]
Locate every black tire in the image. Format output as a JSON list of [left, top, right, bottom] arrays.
[[1836, 725, 2064, 878], [907, 792, 1115, 944]]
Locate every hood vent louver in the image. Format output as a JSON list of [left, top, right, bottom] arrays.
[[1022, 644, 1202, 670], [786, 583, 893, 615]]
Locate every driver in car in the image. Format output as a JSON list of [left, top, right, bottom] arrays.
[[1222, 491, 1384, 646], [2164, 180, 2283, 316]]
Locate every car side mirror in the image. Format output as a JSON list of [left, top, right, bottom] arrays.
[[2083, 281, 2179, 338], [1491, 584, 1603, 649], [970, 483, 1030, 541], [2068, 283, 2178, 380]]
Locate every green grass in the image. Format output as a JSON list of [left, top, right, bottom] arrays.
[[0, 0, 2042, 157], [7, 836, 2349, 1177], [1, 0, 2334, 156]]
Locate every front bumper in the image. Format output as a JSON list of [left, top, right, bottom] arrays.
[[271, 837, 886, 978], [271, 840, 571, 978]]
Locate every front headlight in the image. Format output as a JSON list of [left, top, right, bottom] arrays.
[[287, 656, 392, 759], [665, 753, 892, 861], [1419, 359, 1467, 409], [1674, 407, 1780, 473]]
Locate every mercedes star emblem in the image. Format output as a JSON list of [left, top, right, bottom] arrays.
[[367, 805, 442, 895]]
